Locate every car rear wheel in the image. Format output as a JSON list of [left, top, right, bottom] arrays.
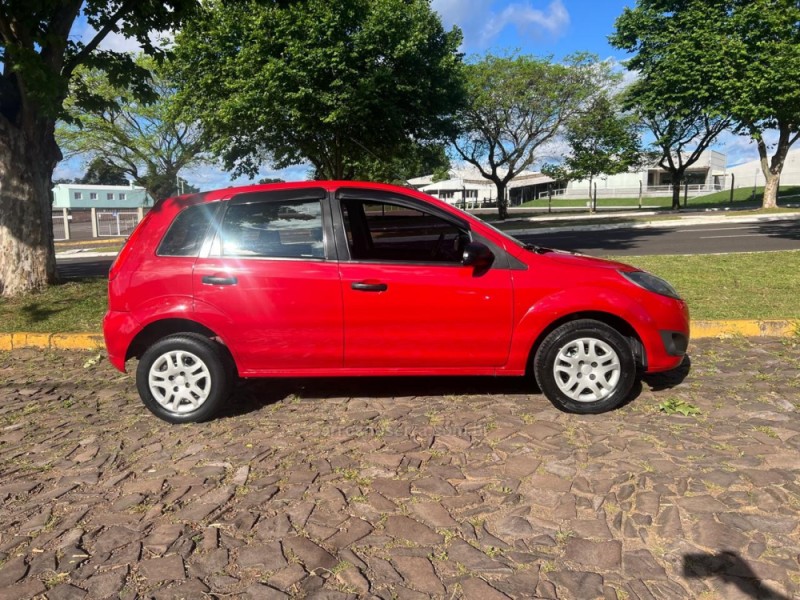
[[534, 319, 636, 414], [136, 334, 232, 423]]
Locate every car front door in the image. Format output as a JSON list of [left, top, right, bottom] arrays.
[[334, 189, 514, 371], [193, 188, 343, 375]]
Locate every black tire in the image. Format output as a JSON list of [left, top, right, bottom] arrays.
[[136, 333, 232, 423], [533, 319, 636, 414]]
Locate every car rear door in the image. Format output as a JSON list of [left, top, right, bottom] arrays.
[[192, 188, 343, 375], [334, 188, 514, 371]]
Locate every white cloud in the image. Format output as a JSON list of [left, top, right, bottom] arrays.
[[183, 163, 311, 192], [433, 0, 570, 50], [69, 17, 173, 55]]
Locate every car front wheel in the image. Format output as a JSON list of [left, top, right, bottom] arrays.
[[136, 334, 232, 423], [534, 319, 636, 414]]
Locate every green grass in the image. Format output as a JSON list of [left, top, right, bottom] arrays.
[[0, 251, 797, 333], [0, 278, 107, 333], [619, 251, 800, 320]]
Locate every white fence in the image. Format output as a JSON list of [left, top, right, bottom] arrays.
[[96, 210, 141, 237], [538, 184, 723, 200]]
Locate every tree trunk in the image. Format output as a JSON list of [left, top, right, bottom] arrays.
[[0, 118, 58, 297], [762, 173, 779, 209], [495, 181, 508, 219], [671, 179, 682, 210]]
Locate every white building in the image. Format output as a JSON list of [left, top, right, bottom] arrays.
[[559, 150, 728, 199], [409, 168, 556, 207], [52, 182, 154, 209], [727, 150, 800, 188]]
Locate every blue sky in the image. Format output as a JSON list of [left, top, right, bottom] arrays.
[[56, 0, 762, 189]]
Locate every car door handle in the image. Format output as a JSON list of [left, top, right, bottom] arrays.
[[351, 281, 388, 292], [202, 275, 238, 286]]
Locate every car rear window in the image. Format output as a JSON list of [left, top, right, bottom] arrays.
[[219, 199, 324, 259], [157, 203, 216, 256]]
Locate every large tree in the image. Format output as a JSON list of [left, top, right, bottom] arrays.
[[171, 0, 465, 182], [617, 70, 730, 209], [453, 53, 608, 219], [0, 1, 194, 296], [58, 55, 206, 201], [79, 157, 128, 186], [612, 0, 800, 209], [542, 93, 644, 198]]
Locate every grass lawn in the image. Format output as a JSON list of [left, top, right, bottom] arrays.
[[0, 278, 107, 333], [620, 250, 800, 320], [0, 251, 798, 332]]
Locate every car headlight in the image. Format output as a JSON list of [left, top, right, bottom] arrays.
[[619, 270, 681, 300]]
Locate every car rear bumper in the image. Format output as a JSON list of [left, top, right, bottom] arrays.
[[103, 310, 140, 372]]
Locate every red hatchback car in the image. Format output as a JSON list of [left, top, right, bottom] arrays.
[[103, 181, 689, 423]]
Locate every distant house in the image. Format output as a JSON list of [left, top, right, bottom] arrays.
[[52, 182, 154, 209]]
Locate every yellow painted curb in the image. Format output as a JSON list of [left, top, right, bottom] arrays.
[[0, 332, 104, 351], [691, 320, 798, 339], [0, 321, 797, 352]]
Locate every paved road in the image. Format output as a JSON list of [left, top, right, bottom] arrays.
[[515, 218, 800, 256], [56, 218, 800, 279], [0, 338, 798, 598]]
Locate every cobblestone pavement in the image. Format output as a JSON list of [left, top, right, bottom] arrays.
[[0, 338, 799, 600]]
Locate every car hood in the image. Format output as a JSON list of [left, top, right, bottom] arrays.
[[527, 248, 637, 272]]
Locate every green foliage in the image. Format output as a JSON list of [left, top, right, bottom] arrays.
[[611, 0, 800, 208], [1, 1, 196, 122], [170, 0, 465, 180], [79, 157, 128, 186], [542, 94, 643, 189], [658, 399, 701, 417], [57, 55, 206, 201], [454, 53, 610, 218]]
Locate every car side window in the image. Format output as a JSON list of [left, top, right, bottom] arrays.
[[158, 203, 216, 257], [220, 199, 324, 259], [341, 199, 469, 263]]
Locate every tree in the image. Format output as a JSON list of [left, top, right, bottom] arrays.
[[170, 0, 465, 181], [611, 0, 800, 209], [636, 101, 729, 210], [453, 53, 607, 219], [336, 141, 450, 186], [0, 1, 195, 296], [79, 157, 128, 186], [542, 94, 643, 198], [58, 55, 206, 202]]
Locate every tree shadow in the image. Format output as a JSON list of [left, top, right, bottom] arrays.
[[683, 551, 792, 599], [20, 302, 66, 323], [56, 258, 114, 280], [756, 220, 800, 241]]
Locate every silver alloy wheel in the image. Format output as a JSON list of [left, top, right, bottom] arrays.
[[553, 337, 621, 403], [148, 350, 212, 414]]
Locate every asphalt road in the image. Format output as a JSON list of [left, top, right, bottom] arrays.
[[56, 218, 800, 279], [515, 217, 800, 256]]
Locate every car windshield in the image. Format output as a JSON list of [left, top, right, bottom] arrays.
[[445, 203, 527, 248]]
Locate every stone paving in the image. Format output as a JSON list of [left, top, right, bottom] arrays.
[[0, 338, 799, 599]]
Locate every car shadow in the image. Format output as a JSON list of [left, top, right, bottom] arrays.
[[215, 356, 692, 419], [683, 551, 792, 599]]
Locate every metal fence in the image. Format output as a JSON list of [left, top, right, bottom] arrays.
[[96, 210, 141, 237], [52, 210, 68, 241]]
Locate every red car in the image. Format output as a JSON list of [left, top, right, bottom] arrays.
[[103, 181, 689, 423]]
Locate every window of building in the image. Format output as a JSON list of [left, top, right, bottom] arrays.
[[340, 199, 468, 263], [219, 200, 324, 259], [74, 192, 82, 200], [107, 193, 114, 200], [119, 192, 126, 200], [89, 192, 97, 200]]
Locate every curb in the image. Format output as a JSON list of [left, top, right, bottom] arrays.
[[1, 320, 797, 352]]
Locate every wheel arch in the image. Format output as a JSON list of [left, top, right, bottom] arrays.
[[125, 318, 238, 375], [526, 311, 646, 375]]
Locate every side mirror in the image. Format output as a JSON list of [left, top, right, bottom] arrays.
[[462, 241, 494, 269]]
